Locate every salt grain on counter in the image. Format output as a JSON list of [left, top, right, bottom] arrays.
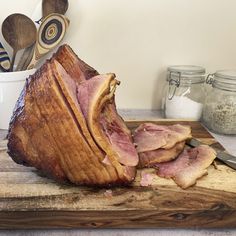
[[165, 96, 203, 120]]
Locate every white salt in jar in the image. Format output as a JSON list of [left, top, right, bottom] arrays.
[[163, 65, 206, 120]]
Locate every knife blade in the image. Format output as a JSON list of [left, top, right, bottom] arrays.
[[186, 138, 236, 170]]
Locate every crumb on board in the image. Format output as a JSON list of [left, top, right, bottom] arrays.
[[104, 189, 113, 198]]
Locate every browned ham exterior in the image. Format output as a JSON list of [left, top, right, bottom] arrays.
[[7, 44, 138, 186], [155, 145, 217, 189], [54, 44, 99, 81]]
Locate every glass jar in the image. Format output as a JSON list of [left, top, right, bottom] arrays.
[[202, 70, 236, 134], [163, 65, 206, 120]]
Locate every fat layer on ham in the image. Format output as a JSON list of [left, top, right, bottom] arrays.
[[155, 145, 217, 189], [134, 123, 192, 153]]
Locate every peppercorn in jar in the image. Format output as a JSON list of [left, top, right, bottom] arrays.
[[202, 70, 236, 134]]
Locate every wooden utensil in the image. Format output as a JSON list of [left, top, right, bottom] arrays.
[[1, 14, 37, 71], [18, 0, 69, 70], [42, 0, 69, 18], [0, 42, 10, 72], [15, 44, 35, 71], [27, 13, 69, 70], [35, 0, 69, 24]]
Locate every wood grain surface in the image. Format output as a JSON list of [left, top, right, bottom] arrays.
[[0, 121, 236, 229]]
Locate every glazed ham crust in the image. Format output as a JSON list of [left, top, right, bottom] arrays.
[[7, 44, 138, 186]]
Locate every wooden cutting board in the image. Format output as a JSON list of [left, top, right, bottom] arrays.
[[0, 120, 236, 229]]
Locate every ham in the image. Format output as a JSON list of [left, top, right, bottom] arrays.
[[140, 170, 156, 187], [77, 75, 138, 167], [155, 145, 217, 189], [133, 123, 190, 169], [7, 44, 216, 189], [53, 44, 99, 81], [134, 123, 192, 153], [7, 45, 138, 186], [138, 141, 185, 168]]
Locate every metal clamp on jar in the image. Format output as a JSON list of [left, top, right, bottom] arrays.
[[203, 70, 236, 134], [163, 65, 206, 120]]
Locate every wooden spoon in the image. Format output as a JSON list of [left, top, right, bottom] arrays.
[[15, 44, 35, 71], [42, 0, 69, 18], [27, 13, 70, 70], [1, 14, 37, 71], [18, 0, 69, 70]]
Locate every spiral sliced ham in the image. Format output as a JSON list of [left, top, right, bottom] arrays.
[[7, 45, 138, 186], [7, 44, 216, 189]]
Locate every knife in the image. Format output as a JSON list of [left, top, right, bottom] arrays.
[[186, 138, 236, 170]]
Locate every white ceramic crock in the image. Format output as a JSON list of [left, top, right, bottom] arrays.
[[0, 69, 36, 129]]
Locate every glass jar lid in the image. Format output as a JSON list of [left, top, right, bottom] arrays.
[[167, 65, 206, 84], [167, 65, 205, 75], [207, 70, 236, 91]]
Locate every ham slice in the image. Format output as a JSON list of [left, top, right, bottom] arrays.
[[77, 74, 139, 168], [138, 141, 185, 168], [134, 123, 192, 153], [155, 145, 217, 189], [140, 170, 156, 187]]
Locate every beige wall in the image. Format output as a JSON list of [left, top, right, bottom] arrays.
[[1, 0, 236, 109]]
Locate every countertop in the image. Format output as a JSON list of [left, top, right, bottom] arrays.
[[0, 109, 235, 236]]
